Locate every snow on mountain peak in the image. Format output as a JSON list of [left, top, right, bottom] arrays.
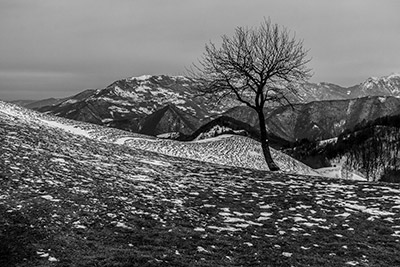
[[387, 73, 400, 79], [360, 73, 400, 93], [127, 74, 191, 83], [130, 75, 153, 81], [365, 73, 400, 83], [171, 75, 191, 81]]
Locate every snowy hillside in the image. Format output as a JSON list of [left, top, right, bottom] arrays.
[[2, 101, 400, 266], [0, 101, 317, 175]]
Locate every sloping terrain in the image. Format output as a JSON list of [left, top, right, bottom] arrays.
[[2, 102, 400, 266], [174, 115, 289, 149], [179, 116, 260, 141], [284, 115, 400, 182], [139, 104, 201, 136], [0, 101, 316, 176]]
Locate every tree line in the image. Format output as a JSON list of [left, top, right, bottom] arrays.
[[286, 114, 400, 182]]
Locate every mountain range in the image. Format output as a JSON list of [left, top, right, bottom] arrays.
[[225, 95, 400, 142], [36, 75, 236, 133], [6, 73, 400, 146]]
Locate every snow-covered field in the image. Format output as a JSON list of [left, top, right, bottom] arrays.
[[2, 100, 400, 266], [0, 101, 317, 176]]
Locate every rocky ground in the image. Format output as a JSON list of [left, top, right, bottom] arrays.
[[1, 101, 400, 266]]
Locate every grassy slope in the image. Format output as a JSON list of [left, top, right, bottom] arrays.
[[1, 104, 400, 266]]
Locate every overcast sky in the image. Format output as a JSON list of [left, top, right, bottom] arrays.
[[0, 0, 399, 100]]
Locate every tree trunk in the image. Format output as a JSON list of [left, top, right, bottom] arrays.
[[257, 109, 280, 171]]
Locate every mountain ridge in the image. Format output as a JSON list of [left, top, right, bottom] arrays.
[[224, 95, 400, 142], [8, 73, 400, 140]]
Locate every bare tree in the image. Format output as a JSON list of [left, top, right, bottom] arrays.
[[189, 19, 312, 171]]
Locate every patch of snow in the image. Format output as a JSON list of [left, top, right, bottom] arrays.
[[135, 85, 151, 93], [40, 119, 91, 137], [190, 134, 235, 143], [60, 99, 78, 106], [114, 137, 133, 145], [346, 261, 360, 266], [282, 252, 292, 257], [207, 225, 241, 232], [102, 118, 114, 123], [334, 119, 346, 129], [157, 132, 180, 139], [48, 256, 59, 262], [128, 175, 153, 182], [138, 159, 172, 167], [115, 222, 132, 229], [335, 212, 351, 218], [257, 212, 273, 221], [388, 73, 400, 79], [293, 217, 307, 222], [51, 158, 66, 163], [197, 246, 210, 253], [378, 96, 387, 103], [318, 137, 338, 146], [109, 106, 130, 113], [138, 106, 152, 114], [112, 86, 139, 100], [340, 202, 395, 216], [224, 217, 246, 223], [312, 124, 319, 130], [131, 75, 152, 81], [41, 195, 61, 202]]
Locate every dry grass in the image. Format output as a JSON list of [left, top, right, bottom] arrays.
[[1, 105, 400, 266]]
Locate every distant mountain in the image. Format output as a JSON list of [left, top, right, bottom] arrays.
[[354, 73, 400, 97], [139, 104, 201, 135], [224, 96, 400, 142], [10, 89, 97, 110], [38, 75, 237, 133], [296, 73, 400, 102], [33, 73, 400, 138], [10, 98, 63, 109], [9, 99, 36, 106]]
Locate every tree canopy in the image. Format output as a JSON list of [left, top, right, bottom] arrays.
[[191, 18, 312, 110], [190, 19, 312, 171]]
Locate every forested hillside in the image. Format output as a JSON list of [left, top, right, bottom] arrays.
[[286, 115, 400, 182]]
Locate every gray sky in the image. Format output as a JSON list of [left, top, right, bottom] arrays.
[[0, 0, 399, 100]]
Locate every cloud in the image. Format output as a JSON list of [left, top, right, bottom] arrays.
[[0, 0, 399, 99]]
